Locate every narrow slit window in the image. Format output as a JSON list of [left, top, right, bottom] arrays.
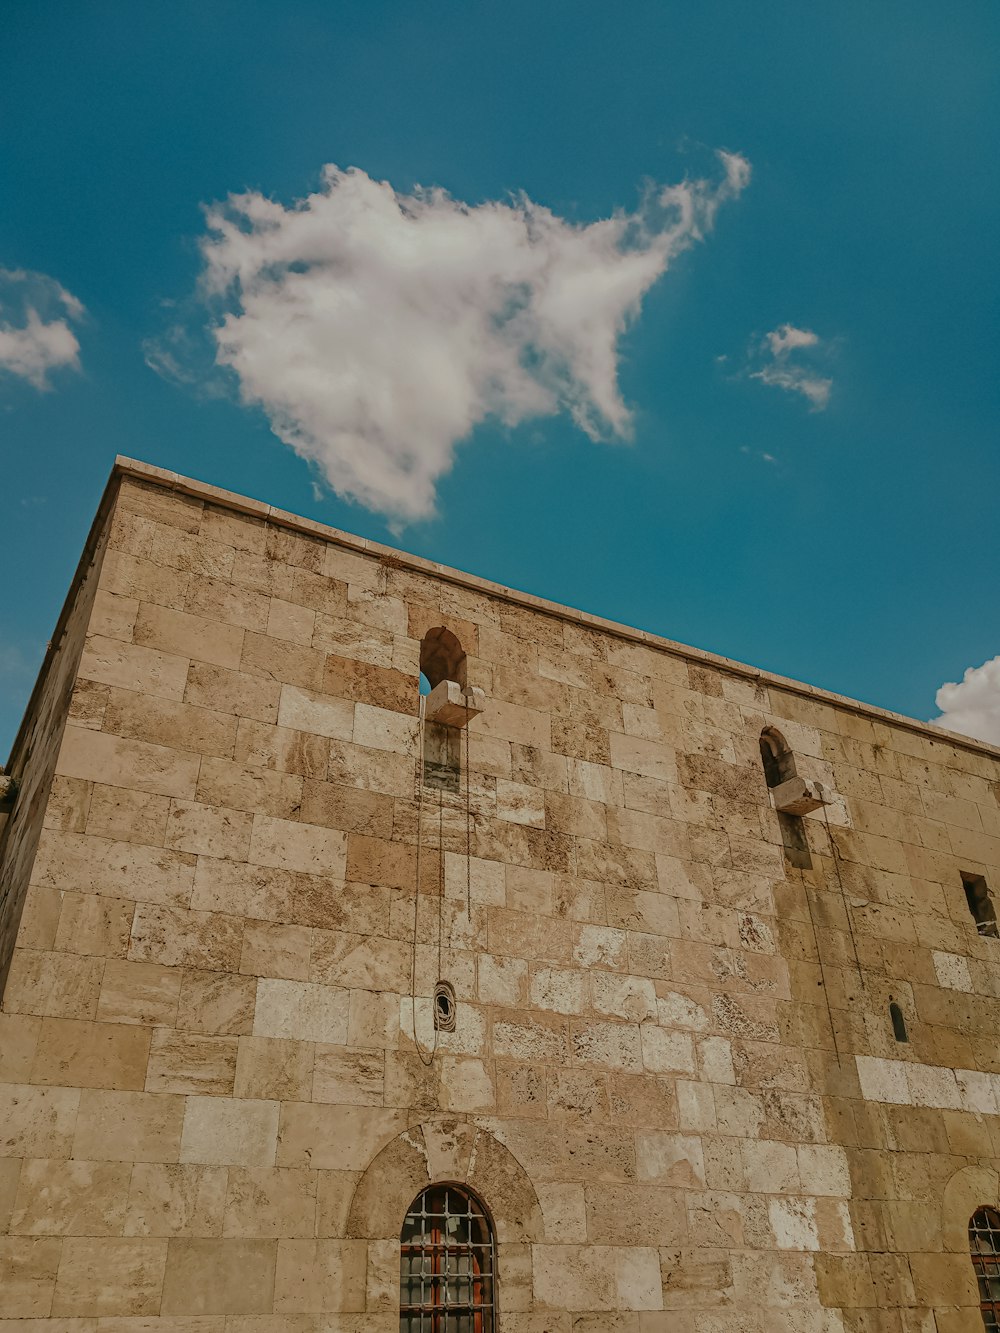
[[400, 1184, 495, 1332], [970, 1206, 1000, 1330], [889, 1001, 908, 1043], [963, 872, 999, 939]]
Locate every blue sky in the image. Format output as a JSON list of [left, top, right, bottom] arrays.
[[2, 1, 999, 756]]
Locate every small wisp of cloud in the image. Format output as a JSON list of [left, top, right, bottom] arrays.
[[748, 323, 832, 411], [933, 656, 1000, 747], [0, 268, 85, 390], [151, 153, 751, 523]]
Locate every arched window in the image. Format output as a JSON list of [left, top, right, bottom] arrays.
[[400, 1183, 495, 1331], [419, 629, 466, 792], [760, 727, 811, 870], [759, 727, 796, 789], [420, 627, 467, 690], [970, 1207, 1000, 1329]]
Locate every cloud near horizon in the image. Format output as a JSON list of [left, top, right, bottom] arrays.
[[187, 154, 750, 521], [934, 656, 1000, 747], [749, 322, 832, 410], [0, 269, 85, 389]]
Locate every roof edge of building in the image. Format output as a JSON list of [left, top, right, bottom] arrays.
[[113, 454, 1000, 763]]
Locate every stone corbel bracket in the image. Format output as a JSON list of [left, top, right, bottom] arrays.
[[771, 775, 836, 816], [424, 681, 485, 728]]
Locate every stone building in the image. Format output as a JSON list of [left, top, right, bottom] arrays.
[[3, 456, 1000, 1332]]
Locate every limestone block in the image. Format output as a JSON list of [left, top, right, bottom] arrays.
[[933, 950, 973, 992], [100, 548, 191, 610], [327, 738, 413, 798], [129, 905, 243, 972], [84, 784, 170, 845], [439, 1056, 496, 1112], [0, 1085, 81, 1158], [854, 1055, 911, 1105], [639, 1026, 695, 1076], [310, 931, 410, 993], [0, 1014, 42, 1083], [51, 1237, 168, 1316], [573, 925, 628, 971], [906, 1061, 963, 1109], [571, 1020, 643, 1071], [535, 1182, 588, 1243], [697, 1036, 736, 1085], [224, 1167, 317, 1238], [530, 967, 588, 1015], [276, 1104, 406, 1172], [277, 684, 354, 741], [234, 1036, 315, 1101], [9, 1159, 131, 1235], [267, 597, 316, 647], [249, 814, 347, 877], [30, 831, 196, 908], [102, 689, 240, 761], [132, 603, 243, 673], [592, 973, 658, 1022], [531, 1243, 663, 1311], [0, 1236, 63, 1316], [97, 960, 183, 1027], [179, 1097, 279, 1168], [323, 653, 416, 714], [353, 703, 419, 755], [164, 801, 253, 861], [3, 949, 104, 1020], [185, 662, 281, 724], [741, 1140, 799, 1195], [176, 970, 257, 1035], [312, 1046, 385, 1106], [31, 1018, 152, 1091], [797, 1144, 851, 1197], [347, 988, 399, 1049], [299, 778, 393, 837], [676, 1081, 716, 1133], [196, 757, 304, 815], [253, 979, 350, 1044], [57, 726, 201, 799], [43, 775, 94, 833], [273, 1238, 367, 1313], [79, 636, 189, 702], [124, 1163, 228, 1236], [160, 1238, 277, 1314], [73, 1090, 185, 1162], [478, 953, 528, 1006], [495, 778, 546, 828], [240, 922, 313, 981], [492, 1011, 568, 1062], [186, 570, 270, 630], [313, 612, 394, 668], [146, 1031, 239, 1095], [191, 857, 298, 924], [53, 893, 136, 959], [635, 1133, 706, 1188], [769, 1197, 820, 1251]]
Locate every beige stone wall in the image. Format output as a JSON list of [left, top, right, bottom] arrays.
[[3, 462, 1000, 1331], [0, 486, 112, 998]]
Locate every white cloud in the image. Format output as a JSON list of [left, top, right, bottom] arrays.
[[189, 153, 749, 521], [933, 656, 1000, 746], [750, 322, 832, 411], [0, 269, 85, 389]]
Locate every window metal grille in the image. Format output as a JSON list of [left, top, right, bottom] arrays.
[[400, 1184, 495, 1332], [970, 1206, 1000, 1331]]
